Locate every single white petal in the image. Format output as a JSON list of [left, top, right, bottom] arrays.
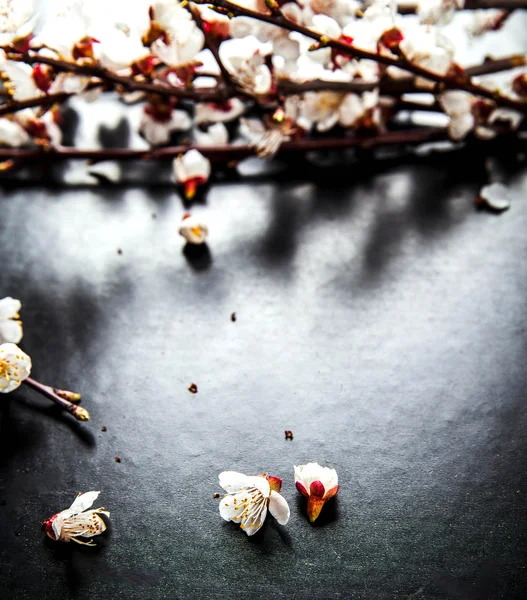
[[169, 110, 192, 132], [440, 91, 473, 117], [268, 491, 290, 525], [68, 491, 100, 515], [0, 343, 32, 393], [194, 122, 229, 146], [245, 476, 270, 498], [0, 119, 30, 147], [1, 61, 41, 101], [0, 297, 21, 321], [311, 14, 342, 39], [488, 108, 523, 130], [179, 217, 208, 244], [449, 112, 475, 141], [88, 161, 121, 182], [194, 99, 245, 125], [0, 320, 23, 345], [218, 471, 252, 492], [479, 182, 511, 212]]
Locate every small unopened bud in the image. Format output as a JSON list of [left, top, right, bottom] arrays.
[[54, 388, 81, 402], [72, 406, 90, 421]]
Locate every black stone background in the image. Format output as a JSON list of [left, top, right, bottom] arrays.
[[1, 9, 527, 600]]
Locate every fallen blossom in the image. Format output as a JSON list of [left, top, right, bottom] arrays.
[[0, 297, 23, 344], [219, 471, 290, 536], [0, 343, 31, 393], [295, 462, 338, 523], [179, 214, 208, 245], [173, 150, 211, 200], [42, 491, 109, 546], [477, 182, 512, 212]]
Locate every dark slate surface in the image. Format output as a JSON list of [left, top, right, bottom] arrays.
[[0, 148, 526, 599]]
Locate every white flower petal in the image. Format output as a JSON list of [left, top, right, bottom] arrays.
[[479, 182, 511, 212], [449, 112, 475, 141], [0, 297, 21, 321], [440, 91, 473, 117], [0, 119, 30, 147], [1, 61, 41, 101], [0, 320, 23, 345], [218, 471, 251, 492], [268, 491, 290, 525], [68, 491, 100, 515], [0, 343, 32, 393]]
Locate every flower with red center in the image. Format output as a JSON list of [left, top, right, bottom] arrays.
[[295, 462, 338, 523], [218, 471, 290, 536], [173, 150, 211, 200], [42, 491, 109, 547]]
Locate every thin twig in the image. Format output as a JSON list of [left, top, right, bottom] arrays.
[[0, 128, 472, 164], [8, 52, 227, 103], [23, 377, 89, 421]]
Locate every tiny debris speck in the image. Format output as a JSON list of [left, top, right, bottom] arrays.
[[117, 248, 123, 255], [188, 383, 198, 394], [231, 312, 236, 322], [114, 456, 121, 463], [213, 493, 220, 499], [285, 430, 293, 441], [101, 426, 107, 432]]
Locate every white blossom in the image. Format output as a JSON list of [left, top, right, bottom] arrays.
[[151, 22, 204, 69], [0, 0, 35, 47], [220, 36, 273, 96], [42, 491, 110, 546], [179, 213, 208, 245], [218, 471, 290, 536], [139, 108, 192, 146], [0, 342, 31, 393], [294, 462, 339, 522], [173, 150, 211, 200], [0, 297, 23, 344]]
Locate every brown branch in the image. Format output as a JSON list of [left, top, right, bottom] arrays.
[[188, 3, 247, 99], [8, 52, 228, 103], [201, 0, 527, 113], [396, 0, 523, 13], [465, 54, 526, 77], [23, 376, 89, 421], [0, 128, 463, 164]]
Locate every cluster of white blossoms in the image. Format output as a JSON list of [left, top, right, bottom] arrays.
[[219, 462, 338, 535], [0, 0, 524, 199]]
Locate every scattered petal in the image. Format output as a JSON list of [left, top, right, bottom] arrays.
[[477, 182, 512, 213]]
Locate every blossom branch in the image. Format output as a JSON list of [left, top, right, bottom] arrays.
[[200, 0, 527, 113], [23, 376, 89, 421], [7, 52, 228, 103]]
